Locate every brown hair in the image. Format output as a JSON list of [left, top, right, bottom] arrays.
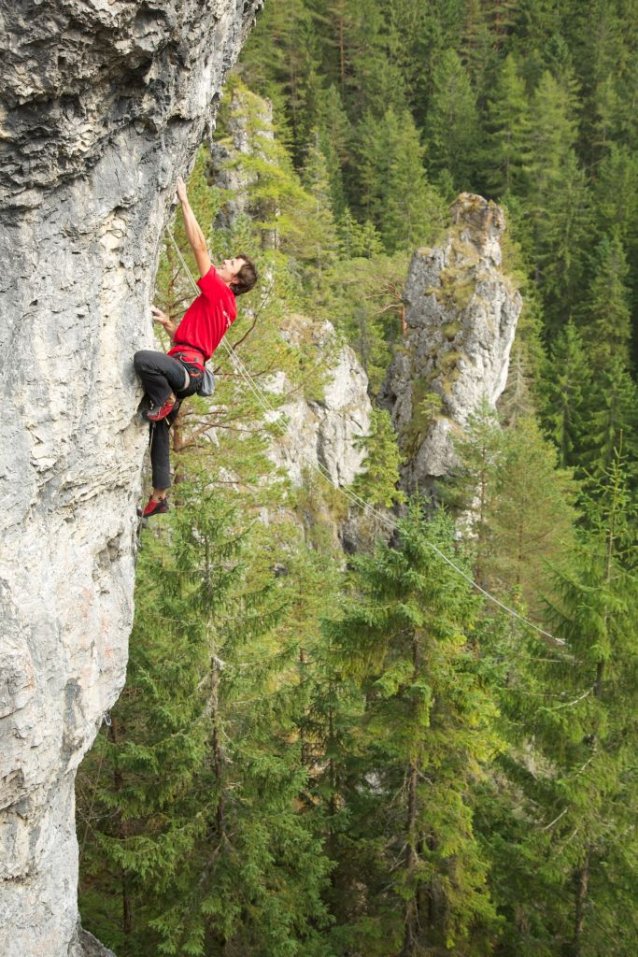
[[232, 255, 258, 296]]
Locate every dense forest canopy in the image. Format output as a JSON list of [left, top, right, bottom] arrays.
[[77, 2, 638, 955]]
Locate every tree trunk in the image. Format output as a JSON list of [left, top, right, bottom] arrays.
[[210, 656, 225, 834], [401, 760, 419, 957], [572, 847, 590, 956], [401, 632, 422, 957], [109, 718, 133, 939]]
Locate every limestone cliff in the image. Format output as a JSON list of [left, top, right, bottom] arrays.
[[0, 3, 261, 955], [382, 194, 522, 492], [265, 316, 371, 489]]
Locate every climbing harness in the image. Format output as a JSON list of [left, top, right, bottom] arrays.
[[164, 224, 566, 649]]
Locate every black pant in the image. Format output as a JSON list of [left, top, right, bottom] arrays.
[[133, 350, 203, 490]]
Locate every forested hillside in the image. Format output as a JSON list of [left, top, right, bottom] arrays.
[[77, 2, 638, 955]]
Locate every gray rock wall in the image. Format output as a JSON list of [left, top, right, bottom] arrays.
[[382, 194, 522, 492], [265, 316, 371, 489], [0, 2, 261, 954]]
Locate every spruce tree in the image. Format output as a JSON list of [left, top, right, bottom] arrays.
[[356, 107, 444, 253], [543, 321, 594, 469], [583, 231, 632, 373], [324, 510, 499, 955], [580, 359, 638, 488], [488, 416, 579, 611], [78, 481, 333, 957], [493, 452, 638, 956], [446, 399, 504, 589], [424, 49, 481, 189], [352, 407, 405, 510], [485, 52, 531, 196], [300, 132, 341, 301]]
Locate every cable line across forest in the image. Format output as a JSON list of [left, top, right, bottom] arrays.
[[164, 224, 568, 652]]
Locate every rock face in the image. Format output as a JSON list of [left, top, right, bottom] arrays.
[[382, 194, 522, 492], [0, 3, 261, 955], [265, 316, 371, 489]]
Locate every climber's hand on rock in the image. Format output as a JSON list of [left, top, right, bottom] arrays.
[[151, 306, 169, 326], [152, 306, 176, 341], [176, 177, 188, 205]]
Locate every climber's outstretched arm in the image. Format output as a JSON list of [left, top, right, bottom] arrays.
[[176, 176, 212, 278]]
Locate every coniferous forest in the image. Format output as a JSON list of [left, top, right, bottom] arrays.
[[77, 2, 638, 955]]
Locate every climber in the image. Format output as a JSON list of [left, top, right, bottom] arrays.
[[134, 176, 258, 517]]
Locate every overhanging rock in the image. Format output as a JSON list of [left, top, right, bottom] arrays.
[[0, 2, 261, 954]]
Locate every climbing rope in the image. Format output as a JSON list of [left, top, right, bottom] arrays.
[[164, 224, 566, 649]]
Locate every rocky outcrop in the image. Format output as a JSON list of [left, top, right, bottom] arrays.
[[265, 316, 371, 489], [382, 194, 522, 492], [0, 3, 261, 955]]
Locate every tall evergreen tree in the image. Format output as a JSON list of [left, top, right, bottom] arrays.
[[324, 511, 500, 955], [526, 71, 590, 326], [424, 49, 481, 189], [485, 52, 531, 195], [580, 359, 638, 487], [493, 453, 638, 956], [583, 231, 633, 373], [493, 417, 578, 604], [356, 107, 444, 253], [543, 320, 594, 469], [78, 482, 333, 957]]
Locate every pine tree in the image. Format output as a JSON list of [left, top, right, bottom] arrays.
[[315, 83, 352, 215], [487, 417, 579, 611], [78, 481, 333, 957], [485, 52, 531, 195], [526, 71, 591, 326], [580, 359, 638, 488], [583, 231, 632, 373], [356, 107, 444, 253], [460, 0, 493, 90], [352, 407, 405, 509], [543, 321, 594, 469], [300, 131, 341, 299], [323, 510, 500, 955], [381, 110, 444, 253], [446, 399, 504, 589], [424, 49, 481, 189], [493, 453, 638, 956]]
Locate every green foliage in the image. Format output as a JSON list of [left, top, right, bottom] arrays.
[[447, 404, 579, 613], [542, 321, 594, 468], [352, 408, 405, 509], [356, 107, 446, 253], [323, 509, 501, 954], [491, 453, 638, 957], [583, 231, 632, 372], [485, 52, 531, 195], [78, 482, 334, 957], [424, 50, 481, 190]]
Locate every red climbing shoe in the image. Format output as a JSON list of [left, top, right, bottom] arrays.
[[138, 497, 169, 518], [144, 393, 177, 422]]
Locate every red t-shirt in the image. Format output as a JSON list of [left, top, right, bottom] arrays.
[[168, 266, 237, 364]]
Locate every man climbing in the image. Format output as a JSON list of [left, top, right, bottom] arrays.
[[134, 176, 258, 517]]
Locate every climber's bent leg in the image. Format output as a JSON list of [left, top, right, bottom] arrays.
[[134, 350, 188, 407]]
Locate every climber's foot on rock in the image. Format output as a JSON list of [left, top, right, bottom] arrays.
[[144, 393, 177, 422], [138, 497, 169, 518]]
